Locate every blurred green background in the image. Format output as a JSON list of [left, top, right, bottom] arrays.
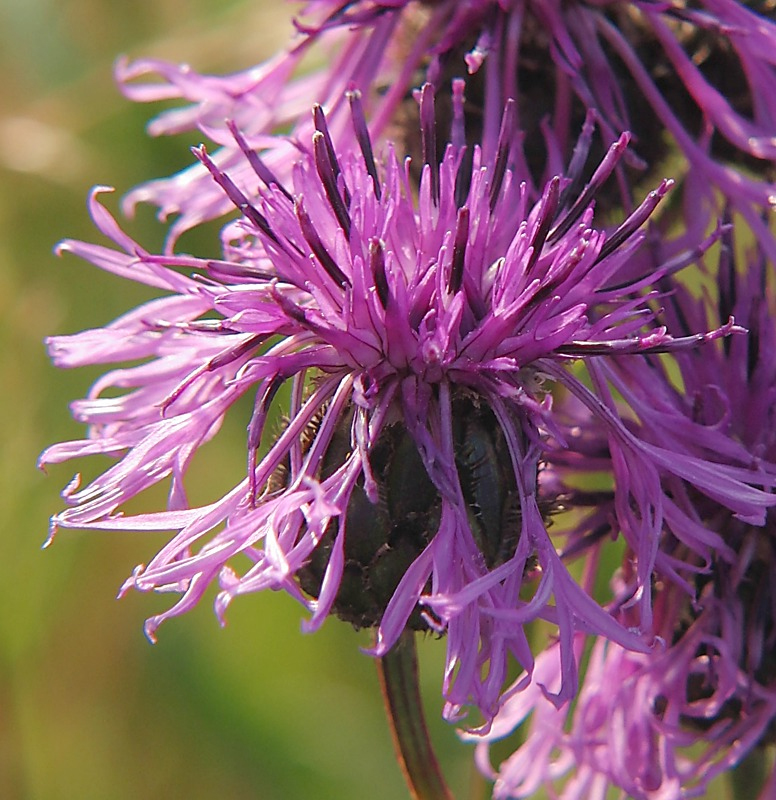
[[0, 1, 757, 798], [0, 2, 476, 798]]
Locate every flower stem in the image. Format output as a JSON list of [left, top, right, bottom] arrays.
[[377, 630, 455, 800]]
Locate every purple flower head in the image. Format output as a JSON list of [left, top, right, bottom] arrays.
[[119, 0, 776, 243], [472, 625, 776, 799], [41, 85, 771, 725], [471, 232, 776, 796]]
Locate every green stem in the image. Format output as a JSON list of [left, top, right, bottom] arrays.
[[377, 630, 455, 800]]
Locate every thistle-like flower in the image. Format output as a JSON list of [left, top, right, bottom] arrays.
[[118, 0, 776, 240], [472, 227, 776, 797], [41, 85, 773, 726]]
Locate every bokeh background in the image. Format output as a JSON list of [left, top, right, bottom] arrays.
[[0, 2, 478, 798], [0, 1, 750, 798]]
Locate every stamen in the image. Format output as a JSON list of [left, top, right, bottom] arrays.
[[419, 83, 439, 205], [207, 333, 264, 370], [594, 178, 673, 263], [295, 1, 353, 33], [270, 283, 308, 325], [313, 104, 351, 207], [313, 131, 352, 237], [454, 146, 474, 210], [348, 90, 381, 200], [489, 99, 516, 212], [449, 207, 470, 295], [525, 177, 560, 273], [548, 132, 631, 244], [204, 259, 277, 284], [295, 196, 350, 288], [558, 110, 596, 214], [606, 223, 726, 298], [161, 333, 265, 413], [226, 120, 293, 202], [558, 317, 743, 355], [370, 238, 389, 308], [193, 145, 280, 246]]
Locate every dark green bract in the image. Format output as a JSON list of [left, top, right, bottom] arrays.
[[298, 395, 521, 630]]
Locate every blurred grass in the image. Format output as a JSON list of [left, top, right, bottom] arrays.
[[0, 2, 473, 798], [0, 1, 752, 798]]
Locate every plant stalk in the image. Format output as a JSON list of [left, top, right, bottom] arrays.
[[377, 630, 454, 800]]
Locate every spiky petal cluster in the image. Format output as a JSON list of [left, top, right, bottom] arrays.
[[470, 230, 776, 797], [471, 625, 776, 799], [119, 0, 776, 240], [41, 86, 774, 724]]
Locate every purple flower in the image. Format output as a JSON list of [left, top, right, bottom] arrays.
[[472, 626, 776, 799], [118, 0, 776, 240], [471, 230, 776, 796], [41, 86, 772, 725]]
